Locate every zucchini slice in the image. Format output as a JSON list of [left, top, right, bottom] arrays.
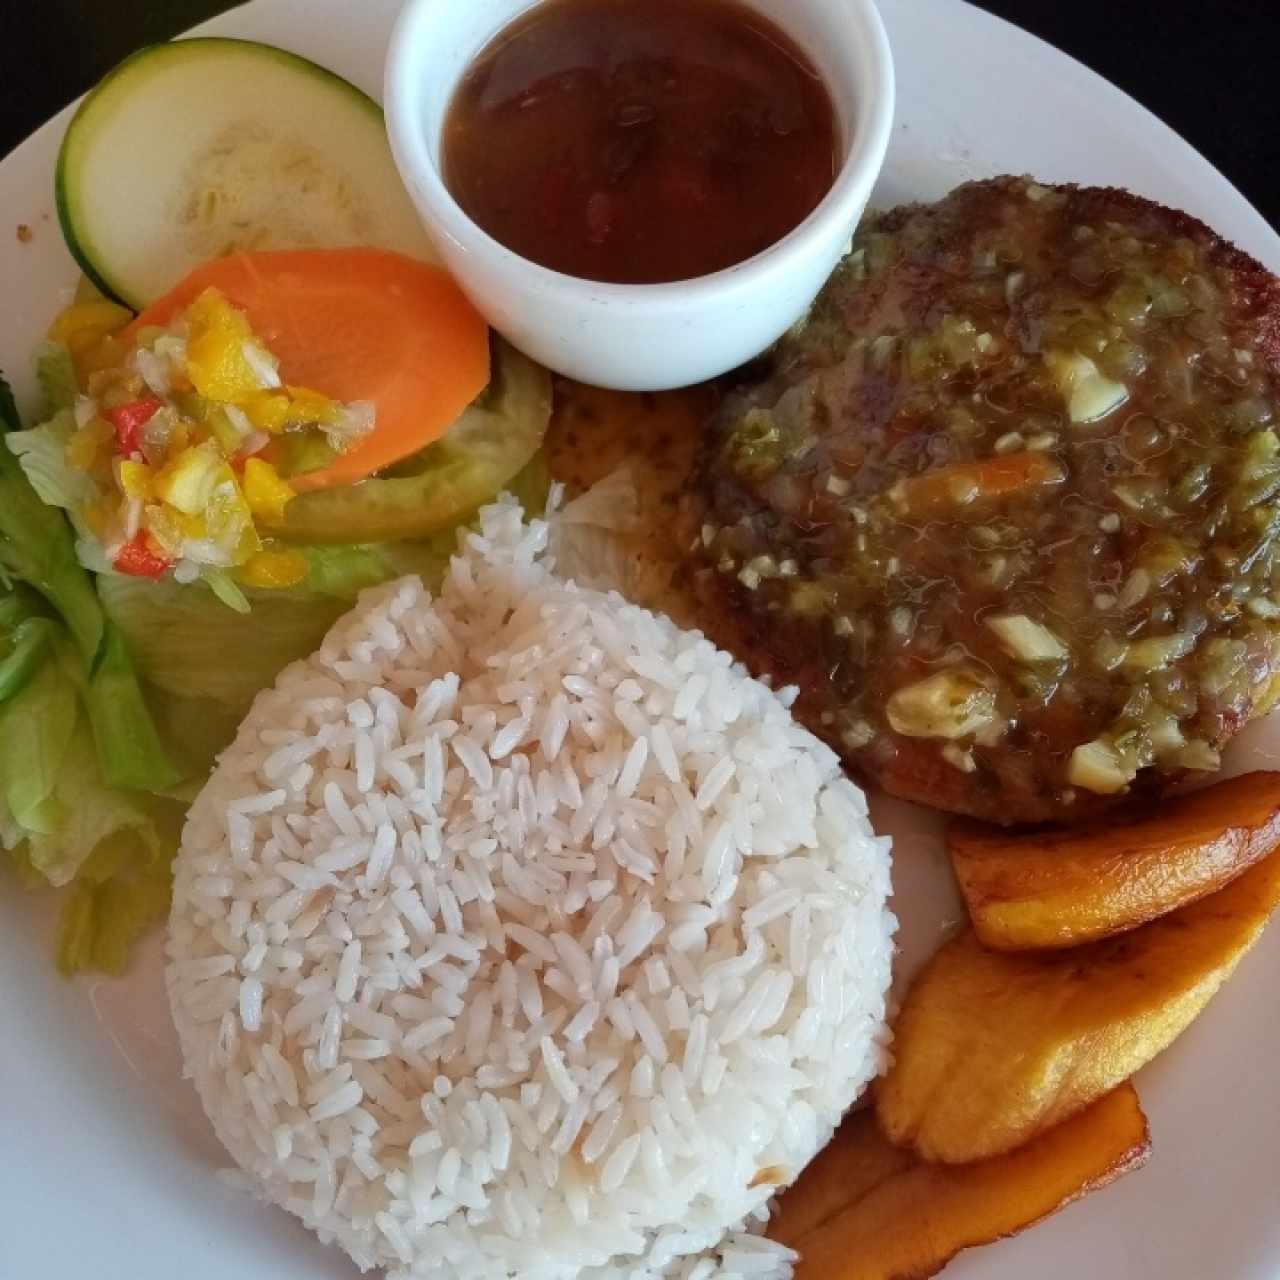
[[56, 38, 436, 309]]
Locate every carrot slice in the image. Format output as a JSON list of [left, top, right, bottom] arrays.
[[893, 451, 1065, 517], [127, 249, 489, 491]]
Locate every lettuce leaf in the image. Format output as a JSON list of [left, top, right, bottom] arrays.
[[0, 397, 103, 664], [103, 540, 455, 777], [56, 868, 172, 977], [201, 567, 251, 615], [36, 342, 78, 416], [0, 370, 181, 791], [0, 637, 79, 838], [7, 409, 96, 513], [0, 585, 56, 704], [20, 713, 166, 888], [299, 543, 400, 599], [99, 571, 354, 709], [15, 779, 185, 977], [0, 599, 184, 975], [86, 623, 184, 792]]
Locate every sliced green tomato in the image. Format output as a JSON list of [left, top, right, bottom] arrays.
[[270, 341, 553, 544], [56, 37, 437, 309]]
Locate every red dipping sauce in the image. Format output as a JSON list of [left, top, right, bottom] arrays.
[[442, 0, 839, 285]]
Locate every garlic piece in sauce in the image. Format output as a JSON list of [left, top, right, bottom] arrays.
[[887, 669, 996, 741], [985, 614, 1068, 663], [1046, 350, 1130, 424], [1068, 738, 1136, 794]]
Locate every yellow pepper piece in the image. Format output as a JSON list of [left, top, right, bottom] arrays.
[[242, 458, 296, 524], [74, 334, 128, 381], [283, 385, 339, 426], [240, 549, 308, 590], [84, 498, 119, 539], [185, 288, 273, 403], [117, 460, 154, 501], [205, 407, 249, 456], [154, 442, 234, 516], [235, 522, 264, 564], [176, 510, 210, 541], [242, 391, 291, 434], [142, 504, 184, 557], [65, 418, 114, 471], [47, 300, 133, 349]]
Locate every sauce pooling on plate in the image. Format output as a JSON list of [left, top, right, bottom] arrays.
[[442, 0, 839, 285]]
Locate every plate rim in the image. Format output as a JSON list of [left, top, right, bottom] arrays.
[[0, 3, 1277, 1280]]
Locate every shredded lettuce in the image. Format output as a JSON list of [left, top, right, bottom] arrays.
[[0, 368, 188, 976], [0, 634, 79, 837], [1, 371, 181, 792], [7, 409, 96, 513], [0, 595, 183, 974], [0, 396, 103, 663], [35, 341, 78, 416], [99, 572, 353, 708], [202, 567, 251, 614], [86, 623, 184, 792], [299, 543, 401, 599], [0, 586, 56, 704], [20, 713, 166, 888], [32, 787, 184, 977]]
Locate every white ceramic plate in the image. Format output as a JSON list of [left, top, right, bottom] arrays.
[[1, 2, 1277, 1277]]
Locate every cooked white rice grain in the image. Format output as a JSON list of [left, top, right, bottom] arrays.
[[167, 494, 895, 1280]]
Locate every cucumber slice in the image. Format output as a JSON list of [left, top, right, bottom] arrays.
[[56, 38, 436, 310]]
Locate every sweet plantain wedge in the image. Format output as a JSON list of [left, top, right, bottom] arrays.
[[771, 1085, 1149, 1280], [950, 771, 1280, 949], [878, 844, 1280, 1163]]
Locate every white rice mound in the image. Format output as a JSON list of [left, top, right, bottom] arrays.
[[167, 494, 895, 1280]]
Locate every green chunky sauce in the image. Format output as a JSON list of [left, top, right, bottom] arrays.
[[692, 178, 1280, 822]]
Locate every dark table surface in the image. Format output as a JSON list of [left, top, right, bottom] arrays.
[[2, 0, 1277, 228]]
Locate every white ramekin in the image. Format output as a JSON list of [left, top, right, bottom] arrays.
[[385, 0, 894, 391]]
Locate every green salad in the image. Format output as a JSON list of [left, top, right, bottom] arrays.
[[0, 33, 565, 976], [0, 342, 550, 976], [0, 364, 182, 973]]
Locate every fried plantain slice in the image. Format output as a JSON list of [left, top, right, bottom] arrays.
[[949, 771, 1280, 950], [771, 1085, 1149, 1279], [877, 844, 1280, 1162]]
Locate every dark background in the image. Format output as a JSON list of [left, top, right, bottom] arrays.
[[1, 0, 1277, 227]]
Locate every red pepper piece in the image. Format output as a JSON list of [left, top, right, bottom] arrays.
[[105, 398, 163, 454], [113, 534, 171, 580]]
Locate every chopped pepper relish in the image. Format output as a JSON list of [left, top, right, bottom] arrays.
[[54, 289, 374, 589]]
